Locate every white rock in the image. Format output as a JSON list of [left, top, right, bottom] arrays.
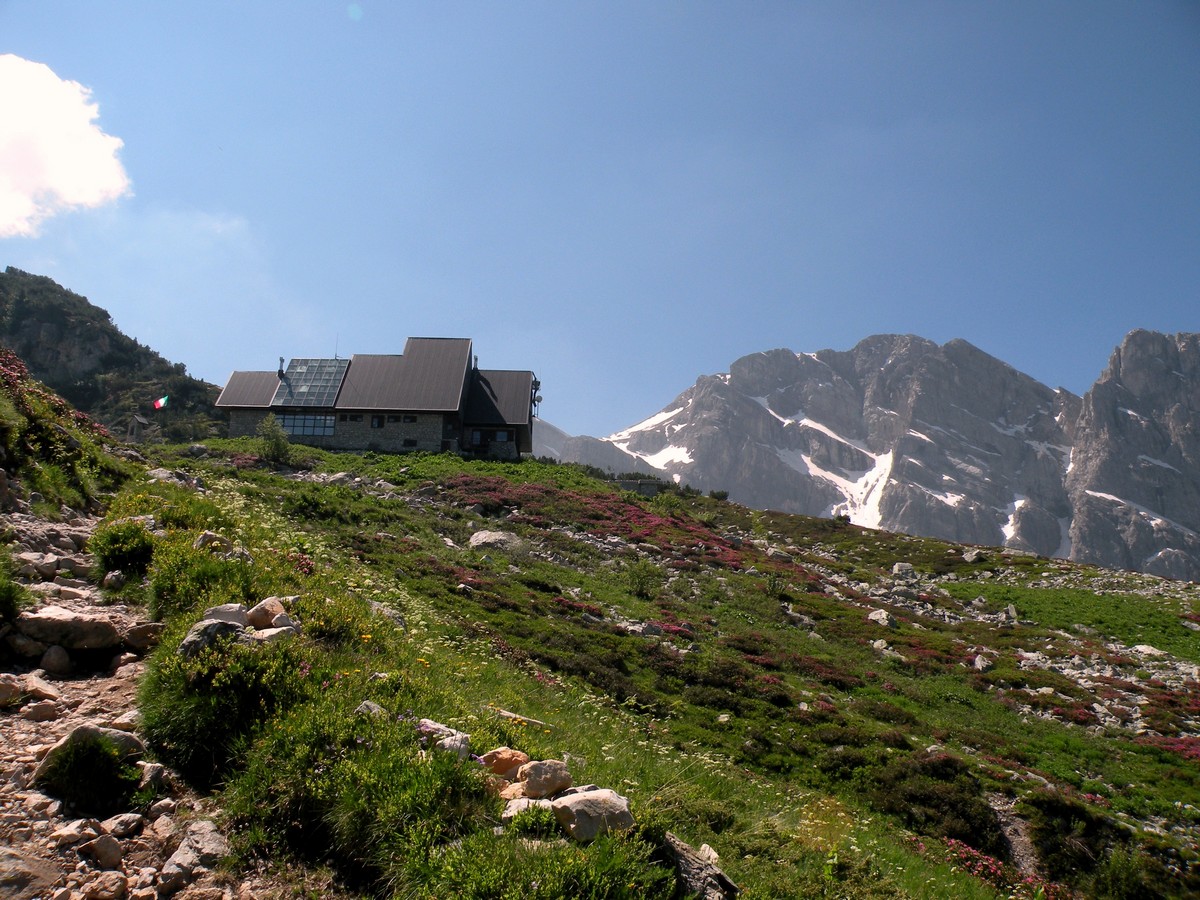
[[551, 788, 634, 842]]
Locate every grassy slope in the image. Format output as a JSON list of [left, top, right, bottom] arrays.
[[106, 441, 1200, 898], [0, 346, 135, 516]]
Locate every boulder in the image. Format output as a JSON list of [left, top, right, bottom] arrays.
[[23, 672, 62, 701], [40, 645, 72, 675], [0, 847, 62, 900], [83, 870, 129, 900], [246, 596, 286, 629], [5, 632, 47, 657], [158, 820, 229, 894], [435, 732, 472, 760], [200, 603, 248, 627], [479, 746, 530, 780], [20, 700, 59, 722], [79, 833, 123, 869], [517, 759, 572, 799], [177, 619, 244, 658], [867, 609, 896, 628], [0, 672, 21, 706], [192, 531, 233, 553], [15, 550, 58, 578], [33, 725, 145, 787], [499, 782, 527, 800], [16, 605, 122, 649], [101, 813, 145, 838], [468, 530, 523, 551], [122, 622, 165, 652], [550, 788, 634, 842], [50, 819, 98, 846], [101, 570, 127, 590], [248, 625, 299, 644]]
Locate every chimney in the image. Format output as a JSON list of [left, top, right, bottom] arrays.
[[277, 357, 285, 380]]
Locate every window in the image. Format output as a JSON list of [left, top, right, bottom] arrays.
[[470, 430, 482, 446], [277, 414, 335, 437], [494, 430, 509, 442], [348, 414, 363, 422], [403, 439, 418, 448], [387, 415, 402, 423], [403, 414, 418, 423], [371, 415, 385, 429]]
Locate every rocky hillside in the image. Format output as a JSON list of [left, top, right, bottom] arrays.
[[0, 268, 223, 442], [2, 358, 1198, 897], [540, 330, 1200, 580]]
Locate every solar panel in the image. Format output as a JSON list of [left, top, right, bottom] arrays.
[[271, 358, 349, 408]]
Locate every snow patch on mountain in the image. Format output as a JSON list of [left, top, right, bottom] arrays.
[[621, 444, 693, 470], [1084, 491, 1199, 539], [608, 405, 686, 441], [1001, 495, 1028, 542], [1138, 454, 1180, 473], [785, 448, 896, 530]]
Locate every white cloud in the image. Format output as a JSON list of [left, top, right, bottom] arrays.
[[0, 54, 131, 238]]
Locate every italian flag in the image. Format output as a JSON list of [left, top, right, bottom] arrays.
[[153, 396, 169, 409]]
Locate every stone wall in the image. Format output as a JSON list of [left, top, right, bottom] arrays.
[[227, 410, 267, 439], [328, 412, 445, 453], [228, 408, 528, 459], [227, 409, 454, 454]]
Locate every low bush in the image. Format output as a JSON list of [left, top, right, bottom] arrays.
[[1019, 790, 1125, 883], [0, 551, 30, 623], [866, 752, 1006, 858], [90, 519, 156, 576], [507, 803, 559, 838], [407, 829, 676, 899], [34, 732, 142, 815], [229, 699, 499, 893], [625, 559, 661, 599], [255, 413, 292, 466], [140, 635, 311, 786], [104, 483, 231, 533], [147, 534, 257, 621]]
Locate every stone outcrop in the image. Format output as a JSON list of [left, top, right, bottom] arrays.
[[540, 330, 1200, 580]]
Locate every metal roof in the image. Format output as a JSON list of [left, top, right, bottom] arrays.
[[464, 369, 535, 426], [335, 338, 473, 411], [214, 371, 280, 408]]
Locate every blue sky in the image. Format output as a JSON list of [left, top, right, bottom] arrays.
[[2, 2, 1197, 437]]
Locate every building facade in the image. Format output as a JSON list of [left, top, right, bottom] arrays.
[[216, 338, 538, 459]]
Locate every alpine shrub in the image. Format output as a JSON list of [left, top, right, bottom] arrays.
[[90, 519, 156, 576], [34, 732, 141, 815]]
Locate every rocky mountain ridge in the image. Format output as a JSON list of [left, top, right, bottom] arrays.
[[0, 268, 222, 442], [539, 330, 1200, 580]]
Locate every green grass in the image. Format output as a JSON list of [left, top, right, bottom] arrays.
[[943, 581, 1200, 662]]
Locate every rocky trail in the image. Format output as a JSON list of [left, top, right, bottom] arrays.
[[0, 509, 281, 900]]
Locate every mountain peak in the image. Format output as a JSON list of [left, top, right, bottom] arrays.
[[541, 329, 1200, 579]]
